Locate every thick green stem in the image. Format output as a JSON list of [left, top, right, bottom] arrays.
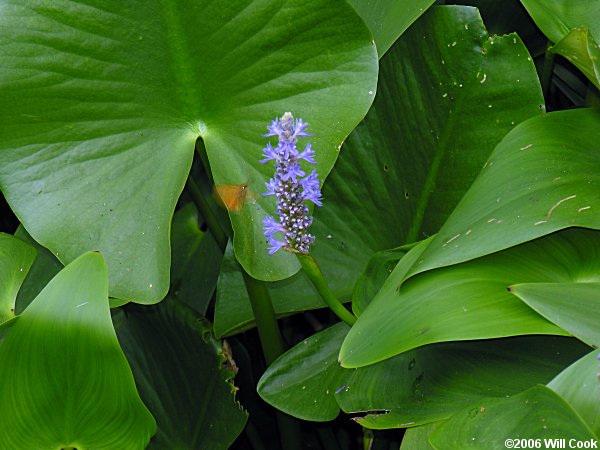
[[297, 254, 356, 325], [242, 272, 302, 450], [241, 272, 285, 365]]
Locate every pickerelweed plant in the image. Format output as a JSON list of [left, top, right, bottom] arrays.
[[261, 113, 356, 326]]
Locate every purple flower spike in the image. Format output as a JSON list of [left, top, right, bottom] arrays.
[[260, 112, 323, 254]]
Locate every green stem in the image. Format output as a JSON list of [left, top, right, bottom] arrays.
[[242, 272, 303, 450], [241, 272, 285, 365], [297, 254, 356, 325], [541, 40, 555, 101]]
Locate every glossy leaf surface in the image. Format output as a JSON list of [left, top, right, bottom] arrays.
[[339, 337, 588, 429], [548, 350, 600, 436], [341, 228, 598, 368], [0, 233, 35, 323], [0, 252, 155, 449], [509, 282, 600, 347], [405, 109, 600, 280], [215, 5, 545, 335], [0, 0, 377, 303], [116, 299, 247, 449], [429, 386, 598, 449], [259, 322, 587, 425], [257, 322, 349, 421]]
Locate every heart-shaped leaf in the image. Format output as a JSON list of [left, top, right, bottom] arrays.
[[340, 228, 599, 368], [548, 350, 600, 436], [0, 233, 35, 324], [429, 386, 598, 449], [0, 252, 155, 449], [509, 282, 600, 347], [116, 299, 247, 449], [0, 0, 377, 303], [405, 108, 600, 280]]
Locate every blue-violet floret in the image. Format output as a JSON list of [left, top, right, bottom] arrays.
[[261, 112, 322, 254]]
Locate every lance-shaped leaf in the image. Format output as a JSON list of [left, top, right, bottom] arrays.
[[346, 0, 436, 57], [509, 282, 600, 348], [215, 5, 545, 335], [0, 233, 35, 324], [0, 0, 377, 303], [0, 252, 156, 449], [116, 299, 247, 450], [429, 386, 598, 449], [340, 228, 599, 368], [404, 108, 600, 280], [548, 350, 600, 436]]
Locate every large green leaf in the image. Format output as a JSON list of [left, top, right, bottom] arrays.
[[0, 0, 377, 303], [0, 252, 155, 449], [548, 350, 600, 436], [340, 228, 598, 368], [404, 109, 600, 280], [346, 0, 435, 57], [429, 386, 598, 449], [115, 299, 247, 449], [509, 282, 600, 347], [258, 322, 587, 425], [215, 5, 545, 335], [0, 233, 35, 324]]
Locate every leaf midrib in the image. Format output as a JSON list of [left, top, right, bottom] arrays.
[[159, 0, 202, 128]]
